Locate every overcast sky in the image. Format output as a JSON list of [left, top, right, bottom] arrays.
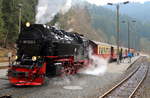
[[85, 0, 150, 5]]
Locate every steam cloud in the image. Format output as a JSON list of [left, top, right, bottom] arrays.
[[79, 47, 108, 76], [35, 0, 88, 24], [35, 0, 72, 24]]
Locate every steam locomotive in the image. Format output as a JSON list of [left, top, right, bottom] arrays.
[[8, 22, 90, 86]]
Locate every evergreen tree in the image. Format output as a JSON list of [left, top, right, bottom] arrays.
[[1, 0, 37, 47], [1, 0, 15, 47], [0, 0, 4, 46]]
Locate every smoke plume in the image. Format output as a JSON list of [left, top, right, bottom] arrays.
[[35, 0, 88, 24], [79, 47, 108, 76], [35, 0, 72, 24]]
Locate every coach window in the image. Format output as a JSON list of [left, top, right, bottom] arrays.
[[101, 48, 103, 54], [99, 47, 102, 54], [104, 47, 106, 54], [102, 47, 105, 54], [103, 47, 105, 54], [99, 47, 101, 54], [105, 47, 107, 54], [106, 48, 108, 54], [102, 47, 104, 54], [101, 47, 103, 54]]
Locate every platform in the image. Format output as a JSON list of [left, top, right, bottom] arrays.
[[107, 56, 140, 74]]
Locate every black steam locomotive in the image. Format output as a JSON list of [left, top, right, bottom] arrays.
[[8, 22, 90, 86]]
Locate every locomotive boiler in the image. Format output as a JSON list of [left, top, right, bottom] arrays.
[[8, 22, 90, 86]]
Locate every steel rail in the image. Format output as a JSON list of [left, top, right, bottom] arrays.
[[99, 57, 147, 98], [129, 65, 149, 98], [99, 65, 140, 98]]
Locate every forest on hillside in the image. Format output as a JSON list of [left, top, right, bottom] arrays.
[[0, 0, 37, 47]]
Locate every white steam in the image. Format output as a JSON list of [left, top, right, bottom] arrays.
[[53, 22, 61, 29], [79, 47, 108, 76], [60, 0, 72, 14], [67, 28, 74, 32], [36, 0, 72, 24]]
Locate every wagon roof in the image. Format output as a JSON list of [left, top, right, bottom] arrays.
[[92, 40, 128, 49]]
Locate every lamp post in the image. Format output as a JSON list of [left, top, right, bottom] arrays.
[[18, 3, 22, 34], [122, 20, 136, 53], [108, 1, 129, 64]]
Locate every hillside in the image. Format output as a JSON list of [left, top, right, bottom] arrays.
[[49, 6, 104, 41]]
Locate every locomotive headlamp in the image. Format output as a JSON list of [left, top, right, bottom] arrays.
[[32, 56, 37, 61], [26, 22, 30, 27], [54, 62, 62, 65], [14, 56, 18, 60]]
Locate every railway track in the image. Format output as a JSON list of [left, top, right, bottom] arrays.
[[99, 61, 148, 98]]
